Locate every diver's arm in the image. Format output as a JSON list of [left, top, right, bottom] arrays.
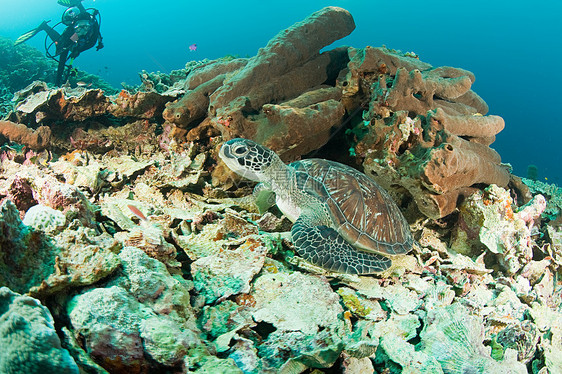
[[96, 33, 104, 50], [93, 12, 104, 50]]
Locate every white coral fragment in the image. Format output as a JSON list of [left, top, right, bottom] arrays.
[[23, 204, 66, 232]]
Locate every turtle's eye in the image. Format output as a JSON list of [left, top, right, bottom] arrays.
[[233, 146, 247, 155]]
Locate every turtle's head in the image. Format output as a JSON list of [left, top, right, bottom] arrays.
[[219, 138, 278, 182]]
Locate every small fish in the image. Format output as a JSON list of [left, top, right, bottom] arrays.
[[76, 81, 92, 87], [127, 204, 148, 221], [189, 43, 197, 52]]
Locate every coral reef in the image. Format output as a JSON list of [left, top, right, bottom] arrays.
[[0, 36, 56, 94], [0, 6, 561, 374], [3, 6, 509, 221], [0, 287, 79, 373]]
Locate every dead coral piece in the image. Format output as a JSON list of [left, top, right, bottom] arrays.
[[250, 271, 348, 371], [451, 185, 545, 274], [419, 303, 527, 373], [109, 90, 175, 119], [0, 120, 51, 150], [192, 238, 268, 304], [30, 228, 122, 297], [31, 173, 97, 227]]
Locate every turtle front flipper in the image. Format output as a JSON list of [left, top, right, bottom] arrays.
[[291, 215, 391, 274], [253, 183, 276, 214]]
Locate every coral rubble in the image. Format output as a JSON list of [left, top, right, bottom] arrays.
[[0, 5, 561, 374]]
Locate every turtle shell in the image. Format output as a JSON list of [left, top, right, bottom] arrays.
[[290, 158, 413, 256]]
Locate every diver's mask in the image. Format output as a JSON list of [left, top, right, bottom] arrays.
[[62, 6, 80, 26]]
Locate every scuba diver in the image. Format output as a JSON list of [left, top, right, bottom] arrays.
[[14, 0, 104, 86]]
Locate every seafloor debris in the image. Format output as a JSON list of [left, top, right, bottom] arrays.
[[0, 5, 561, 374]]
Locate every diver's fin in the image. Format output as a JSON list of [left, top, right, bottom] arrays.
[[14, 21, 50, 46], [14, 27, 41, 46], [14, 31, 35, 46], [57, 0, 83, 6]]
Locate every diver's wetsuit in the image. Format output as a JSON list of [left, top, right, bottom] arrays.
[[45, 8, 103, 85], [15, 1, 104, 86]]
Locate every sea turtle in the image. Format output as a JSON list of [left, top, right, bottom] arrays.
[[219, 138, 414, 274]]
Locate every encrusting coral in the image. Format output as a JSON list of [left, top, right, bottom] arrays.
[[0, 5, 561, 374]]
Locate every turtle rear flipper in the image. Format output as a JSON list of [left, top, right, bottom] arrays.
[[291, 216, 391, 274]]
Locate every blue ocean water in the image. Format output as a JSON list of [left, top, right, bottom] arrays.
[[1, 0, 560, 182]]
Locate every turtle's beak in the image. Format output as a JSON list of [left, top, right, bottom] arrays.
[[218, 142, 237, 168], [218, 143, 231, 159], [219, 142, 262, 182]]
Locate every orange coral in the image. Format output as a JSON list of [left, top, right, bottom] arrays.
[[118, 90, 130, 100]]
